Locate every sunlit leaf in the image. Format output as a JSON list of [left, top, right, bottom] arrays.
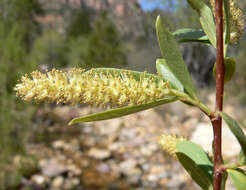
[[88, 68, 161, 82], [213, 57, 236, 83], [228, 169, 246, 190], [238, 149, 246, 165], [219, 112, 246, 158], [187, 0, 216, 47], [176, 152, 213, 190], [156, 59, 184, 91], [172, 28, 210, 44], [156, 16, 197, 98], [68, 97, 178, 125], [177, 141, 213, 181]]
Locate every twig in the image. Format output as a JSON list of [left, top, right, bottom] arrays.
[[212, 0, 225, 189]]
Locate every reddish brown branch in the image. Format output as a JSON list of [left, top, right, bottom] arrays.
[[212, 0, 225, 189]]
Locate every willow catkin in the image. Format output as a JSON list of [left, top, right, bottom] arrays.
[[210, 0, 244, 44], [158, 134, 186, 159], [15, 68, 171, 107]]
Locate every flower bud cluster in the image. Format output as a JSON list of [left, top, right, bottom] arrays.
[[15, 68, 170, 107], [158, 134, 186, 159]]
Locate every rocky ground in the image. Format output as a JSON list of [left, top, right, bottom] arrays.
[[17, 93, 245, 190]]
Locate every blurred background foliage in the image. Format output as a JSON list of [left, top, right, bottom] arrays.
[[0, 0, 245, 189]]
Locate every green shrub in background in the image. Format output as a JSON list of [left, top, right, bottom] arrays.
[[29, 30, 67, 69], [66, 6, 92, 38], [0, 0, 42, 188], [67, 11, 127, 69], [0, 0, 41, 154]]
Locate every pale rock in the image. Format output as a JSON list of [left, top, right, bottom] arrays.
[[108, 142, 124, 152], [82, 126, 93, 133], [52, 139, 79, 151], [70, 178, 80, 186], [52, 140, 66, 149], [184, 107, 201, 118], [191, 122, 246, 158], [183, 118, 199, 129], [31, 175, 46, 185], [41, 160, 68, 177], [52, 176, 64, 188], [52, 106, 73, 121], [149, 165, 166, 175], [97, 163, 111, 173], [147, 174, 158, 182], [88, 148, 111, 159], [121, 128, 138, 139], [97, 118, 122, 135], [140, 143, 158, 156], [67, 164, 82, 175], [82, 136, 96, 146], [119, 159, 137, 174], [64, 178, 80, 189], [68, 139, 80, 151], [38, 159, 47, 168], [166, 172, 187, 189], [141, 163, 150, 171], [127, 168, 142, 184]]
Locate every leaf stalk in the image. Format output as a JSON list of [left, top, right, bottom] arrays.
[[169, 89, 213, 116]]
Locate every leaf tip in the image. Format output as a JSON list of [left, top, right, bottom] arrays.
[[68, 119, 76, 126], [156, 15, 161, 26]]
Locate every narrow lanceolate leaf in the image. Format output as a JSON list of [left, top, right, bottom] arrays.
[[223, 0, 230, 45], [177, 141, 213, 181], [156, 59, 184, 92], [88, 68, 162, 82], [156, 16, 196, 98], [176, 153, 213, 190], [238, 149, 246, 165], [172, 28, 210, 44], [187, 0, 216, 47], [219, 112, 246, 158], [221, 172, 228, 190], [228, 169, 246, 190], [68, 97, 178, 125]]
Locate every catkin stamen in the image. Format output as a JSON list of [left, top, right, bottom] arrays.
[[158, 134, 186, 159], [15, 68, 171, 107]]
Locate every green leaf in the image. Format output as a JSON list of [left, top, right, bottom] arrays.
[[172, 28, 210, 44], [228, 169, 246, 190], [68, 97, 177, 125], [177, 141, 214, 181], [187, 0, 216, 48], [176, 152, 213, 190], [219, 112, 246, 159], [156, 16, 197, 98], [213, 57, 236, 83], [238, 149, 246, 165], [89, 68, 163, 83], [221, 172, 228, 190], [223, 0, 230, 45], [156, 59, 184, 92]]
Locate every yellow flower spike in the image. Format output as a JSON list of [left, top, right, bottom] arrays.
[[15, 68, 171, 108], [210, 0, 244, 44], [158, 134, 186, 159]]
